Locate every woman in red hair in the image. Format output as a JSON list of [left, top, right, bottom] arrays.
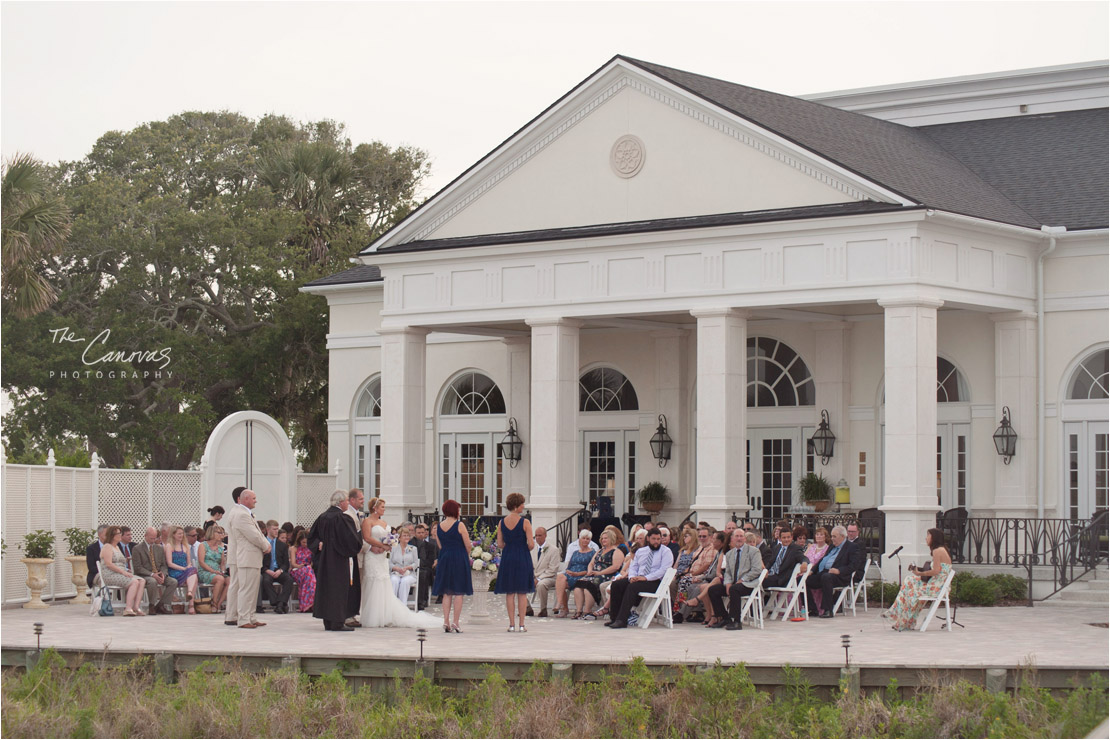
[[431, 499, 474, 633]]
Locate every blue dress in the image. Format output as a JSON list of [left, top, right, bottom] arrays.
[[494, 517, 534, 594], [431, 521, 473, 596], [563, 548, 595, 590]]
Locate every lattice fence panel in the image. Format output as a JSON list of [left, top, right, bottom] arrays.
[[28, 466, 55, 598], [53, 469, 77, 598], [98, 470, 153, 538], [151, 472, 204, 530], [297, 473, 339, 527], [74, 468, 95, 530], [3, 466, 30, 603]]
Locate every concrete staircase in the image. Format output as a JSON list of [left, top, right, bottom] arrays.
[[1037, 564, 1109, 608]]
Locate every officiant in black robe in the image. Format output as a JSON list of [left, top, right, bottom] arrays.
[[307, 491, 364, 631]]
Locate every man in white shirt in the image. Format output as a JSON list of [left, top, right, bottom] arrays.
[[529, 527, 561, 617]]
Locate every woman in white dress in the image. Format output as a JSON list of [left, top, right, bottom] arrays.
[[360, 498, 440, 629]]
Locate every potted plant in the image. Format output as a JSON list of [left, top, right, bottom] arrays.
[[637, 481, 671, 514], [21, 530, 56, 609], [63, 527, 96, 605], [798, 473, 833, 512]]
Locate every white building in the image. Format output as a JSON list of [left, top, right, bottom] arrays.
[[303, 57, 1108, 571]]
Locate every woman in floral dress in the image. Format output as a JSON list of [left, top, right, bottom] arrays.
[[883, 528, 953, 631], [290, 532, 316, 612]]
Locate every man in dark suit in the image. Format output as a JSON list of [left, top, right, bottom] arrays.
[[85, 525, 108, 587], [761, 527, 809, 589], [260, 520, 294, 614], [133, 526, 178, 614], [805, 525, 864, 618], [412, 522, 438, 611]]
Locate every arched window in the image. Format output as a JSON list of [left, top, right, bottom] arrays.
[[936, 358, 969, 403], [440, 372, 506, 415], [355, 377, 382, 418], [746, 337, 815, 407], [1067, 349, 1109, 400], [579, 367, 639, 412]]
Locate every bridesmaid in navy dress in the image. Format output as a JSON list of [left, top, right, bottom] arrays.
[[431, 499, 473, 633], [494, 492, 535, 632]]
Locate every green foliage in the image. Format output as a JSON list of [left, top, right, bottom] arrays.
[[21, 530, 55, 559], [636, 481, 670, 505], [2, 113, 429, 471], [798, 472, 832, 502], [62, 528, 96, 557], [954, 576, 1002, 606], [987, 572, 1029, 601], [867, 580, 900, 605], [2, 649, 1106, 738]]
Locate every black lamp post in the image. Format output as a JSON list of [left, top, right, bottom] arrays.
[[809, 409, 836, 465], [993, 406, 1017, 464], [498, 417, 523, 468], [649, 414, 673, 468]]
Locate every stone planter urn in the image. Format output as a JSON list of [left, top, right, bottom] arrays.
[[641, 500, 665, 514], [21, 558, 54, 609], [65, 555, 90, 604], [467, 568, 492, 624]]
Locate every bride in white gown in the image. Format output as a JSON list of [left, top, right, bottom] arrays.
[[360, 500, 441, 629]]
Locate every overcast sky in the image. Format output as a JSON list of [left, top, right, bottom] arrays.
[[3, 1, 1107, 197]]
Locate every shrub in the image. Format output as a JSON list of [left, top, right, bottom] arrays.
[[62, 528, 96, 557], [987, 573, 1028, 601], [955, 577, 1001, 606], [866, 581, 899, 605], [21, 530, 55, 560]]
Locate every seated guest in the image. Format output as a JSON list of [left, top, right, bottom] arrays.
[[133, 527, 178, 614], [763, 527, 809, 589], [882, 528, 953, 631], [277, 530, 289, 546], [165, 525, 200, 613], [281, 522, 295, 539], [792, 525, 808, 549], [260, 520, 294, 613], [572, 529, 625, 619], [100, 526, 147, 616], [722, 519, 738, 540], [691, 531, 728, 626], [197, 526, 228, 612], [118, 527, 134, 571], [659, 527, 679, 558], [529, 526, 559, 617], [389, 524, 420, 604], [604, 525, 629, 555], [804, 527, 831, 613], [595, 533, 642, 617], [85, 525, 108, 588], [805, 525, 864, 618], [554, 530, 597, 617], [705, 528, 756, 629], [675, 526, 717, 619], [289, 532, 316, 612], [670, 528, 698, 606], [724, 531, 767, 630], [740, 522, 771, 565], [158, 521, 173, 546], [605, 529, 674, 629], [185, 526, 201, 565], [203, 506, 224, 534], [413, 522, 439, 612]]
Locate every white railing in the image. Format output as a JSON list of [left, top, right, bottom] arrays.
[[1, 452, 337, 605]]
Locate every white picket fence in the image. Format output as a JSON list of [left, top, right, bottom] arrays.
[[0, 453, 337, 605]]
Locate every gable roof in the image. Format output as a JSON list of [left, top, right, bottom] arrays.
[[919, 109, 1108, 230], [620, 57, 1040, 230], [303, 264, 381, 289]]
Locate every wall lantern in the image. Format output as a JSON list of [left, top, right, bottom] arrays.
[[993, 406, 1017, 464], [498, 417, 523, 468], [809, 409, 836, 465], [649, 414, 673, 468]]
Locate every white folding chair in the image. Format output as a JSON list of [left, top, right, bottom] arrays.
[[832, 558, 874, 616], [737, 569, 768, 629], [764, 564, 807, 622], [636, 568, 677, 629], [918, 568, 956, 632]]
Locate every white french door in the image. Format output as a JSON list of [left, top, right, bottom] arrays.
[[936, 423, 970, 510], [582, 431, 637, 516], [746, 428, 803, 522], [353, 434, 381, 507], [439, 432, 504, 517], [1063, 421, 1109, 521]]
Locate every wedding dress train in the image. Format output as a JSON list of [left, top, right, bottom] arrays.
[[360, 525, 441, 628]]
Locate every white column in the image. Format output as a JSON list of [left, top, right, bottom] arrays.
[[878, 298, 942, 578], [692, 309, 749, 525], [526, 319, 581, 531], [652, 330, 686, 509], [379, 327, 428, 511], [814, 322, 851, 487], [990, 312, 1038, 516], [503, 336, 531, 496]]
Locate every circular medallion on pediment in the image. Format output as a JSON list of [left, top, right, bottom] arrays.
[[610, 135, 645, 178]]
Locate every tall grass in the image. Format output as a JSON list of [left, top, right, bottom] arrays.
[[2, 650, 1106, 738]]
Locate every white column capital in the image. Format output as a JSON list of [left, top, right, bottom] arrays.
[[690, 307, 751, 320], [525, 317, 584, 329], [501, 336, 531, 346], [989, 310, 1038, 324], [877, 297, 944, 310], [377, 325, 429, 338]]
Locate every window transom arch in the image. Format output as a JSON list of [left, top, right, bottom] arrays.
[[879, 357, 971, 405], [579, 367, 639, 412], [1067, 349, 1109, 400], [354, 375, 382, 418], [747, 337, 815, 407], [439, 371, 506, 416]]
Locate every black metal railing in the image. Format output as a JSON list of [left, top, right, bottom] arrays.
[[1023, 511, 1108, 604], [938, 512, 1100, 568], [730, 511, 885, 564], [552, 506, 591, 558], [678, 510, 698, 529], [406, 509, 531, 537]]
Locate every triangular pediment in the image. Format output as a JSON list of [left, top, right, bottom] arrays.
[[367, 58, 909, 252]]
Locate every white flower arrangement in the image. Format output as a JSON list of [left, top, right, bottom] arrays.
[[471, 559, 484, 571]]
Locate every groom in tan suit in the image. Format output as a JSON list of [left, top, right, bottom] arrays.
[[229, 489, 271, 628]]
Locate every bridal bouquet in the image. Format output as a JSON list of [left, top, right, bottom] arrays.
[[380, 531, 398, 556]]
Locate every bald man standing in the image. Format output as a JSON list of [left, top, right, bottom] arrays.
[[229, 489, 271, 628]]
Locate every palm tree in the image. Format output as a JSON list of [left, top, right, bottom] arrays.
[[2, 153, 71, 318]]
